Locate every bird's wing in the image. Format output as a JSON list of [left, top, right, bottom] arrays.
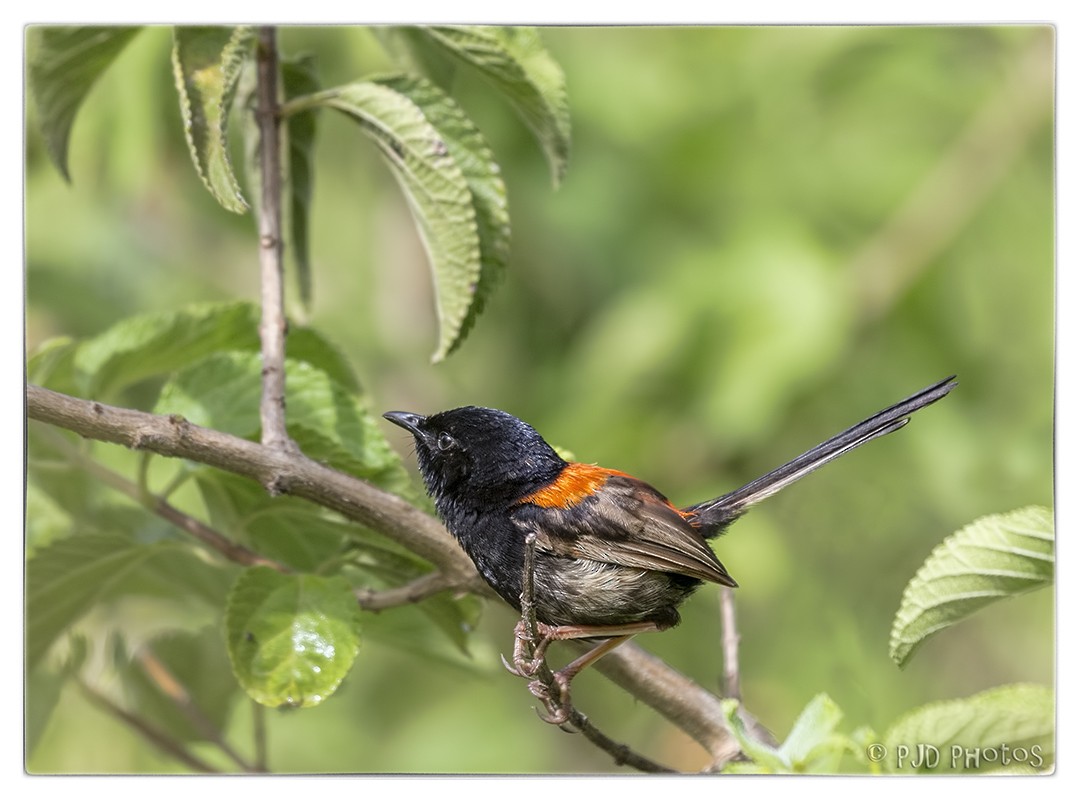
[[514, 469, 737, 587]]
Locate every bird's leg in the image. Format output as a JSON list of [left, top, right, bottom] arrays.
[[502, 619, 555, 678], [526, 633, 641, 724], [504, 619, 660, 678], [508, 533, 665, 723]]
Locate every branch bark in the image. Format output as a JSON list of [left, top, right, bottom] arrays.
[[254, 26, 292, 452], [27, 383, 761, 765]]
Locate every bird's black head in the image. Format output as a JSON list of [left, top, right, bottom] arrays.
[[383, 406, 567, 510]]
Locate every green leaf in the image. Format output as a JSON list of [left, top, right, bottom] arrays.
[[75, 302, 258, 397], [890, 506, 1054, 667], [403, 26, 571, 185], [286, 79, 484, 361], [373, 27, 458, 92], [724, 695, 864, 774], [357, 600, 481, 670], [375, 74, 510, 357], [171, 26, 253, 213], [72, 302, 359, 398], [721, 698, 790, 772], [117, 628, 241, 744], [225, 567, 363, 708], [26, 664, 67, 757], [194, 470, 349, 572], [155, 350, 408, 490], [778, 693, 844, 768], [27, 336, 80, 396], [884, 684, 1054, 773], [193, 468, 478, 657], [27, 26, 143, 181], [26, 533, 194, 669], [282, 55, 320, 310]]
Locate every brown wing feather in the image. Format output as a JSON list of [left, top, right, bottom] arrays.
[[522, 472, 737, 587]]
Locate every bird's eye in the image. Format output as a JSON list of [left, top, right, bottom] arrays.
[[437, 432, 455, 451]]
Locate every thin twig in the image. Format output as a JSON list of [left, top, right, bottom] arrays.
[[564, 707, 675, 773], [520, 532, 540, 644], [353, 571, 456, 611], [77, 677, 220, 773], [137, 648, 263, 773], [34, 425, 285, 572], [254, 25, 293, 452], [253, 700, 268, 772], [719, 586, 741, 700]]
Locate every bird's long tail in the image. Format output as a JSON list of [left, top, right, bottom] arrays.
[[684, 376, 957, 536]]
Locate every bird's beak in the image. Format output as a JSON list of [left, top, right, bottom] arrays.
[[383, 411, 428, 439]]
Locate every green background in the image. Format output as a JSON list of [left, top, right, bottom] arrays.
[[25, 25, 1054, 773]]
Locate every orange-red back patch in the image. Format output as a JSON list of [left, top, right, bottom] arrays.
[[519, 463, 630, 509]]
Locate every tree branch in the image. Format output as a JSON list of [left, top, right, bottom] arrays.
[[27, 384, 479, 587], [27, 383, 761, 765], [136, 647, 262, 773], [77, 678, 220, 774], [719, 586, 741, 700], [254, 25, 293, 452]]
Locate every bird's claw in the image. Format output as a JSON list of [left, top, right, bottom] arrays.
[[499, 651, 543, 678], [502, 620, 552, 677], [527, 673, 573, 726]]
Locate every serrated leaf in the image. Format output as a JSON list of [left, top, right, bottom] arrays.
[[225, 567, 362, 708], [28, 26, 143, 181], [282, 55, 320, 310], [286, 79, 483, 361], [376, 75, 510, 357], [890, 506, 1054, 667], [402, 26, 570, 185], [155, 350, 408, 490], [171, 26, 253, 213], [72, 302, 359, 398], [884, 684, 1054, 773], [26, 533, 194, 669], [373, 27, 458, 92]]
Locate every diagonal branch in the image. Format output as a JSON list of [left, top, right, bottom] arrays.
[[28, 383, 764, 765], [136, 647, 262, 773], [76, 677, 220, 774], [27, 384, 478, 586]]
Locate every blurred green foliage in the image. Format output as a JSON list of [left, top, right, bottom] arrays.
[[25, 25, 1053, 773]]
